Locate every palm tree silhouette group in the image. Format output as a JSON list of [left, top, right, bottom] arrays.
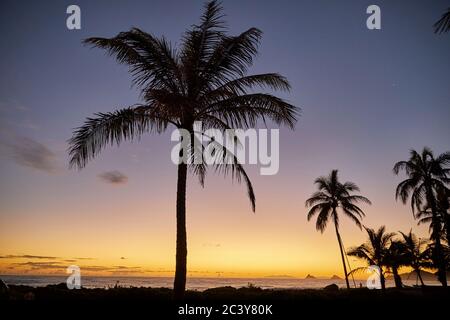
[[393, 148, 450, 287], [304, 149, 449, 290], [68, 0, 450, 297]]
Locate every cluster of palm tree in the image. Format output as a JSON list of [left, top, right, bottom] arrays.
[[393, 148, 450, 287], [68, 0, 449, 298], [347, 227, 432, 291], [306, 148, 450, 289]]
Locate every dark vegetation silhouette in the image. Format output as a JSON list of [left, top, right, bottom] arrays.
[[385, 240, 407, 288], [347, 226, 394, 292], [68, 0, 298, 299], [308, 148, 449, 291], [417, 186, 450, 247], [348, 229, 439, 288], [305, 170, 371, 289], [346, 146, 450, 291], [393, 148, 450, 287], [397, 230, 432, 287], [434, 7, 450, 34]]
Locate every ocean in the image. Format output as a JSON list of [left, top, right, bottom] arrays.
[[0, 275, 439, 290]]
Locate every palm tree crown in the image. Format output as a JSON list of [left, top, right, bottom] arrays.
[[393, 147, 450, 215], [398, 230, 431, 286], [306, 170, 371, 232], [349, 226, 395, 266], [384, 240, 407, 288], [348, 226, 395, 291], [68, 0, 298, 207]]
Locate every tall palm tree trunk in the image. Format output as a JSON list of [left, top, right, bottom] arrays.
[[445, 214, 450, 247], [426, 185, 447, 287], [433, 235, 447, 287], [379, 268, 386, 291], [174, 162, 188, 299], [416, 269, 425, 287], [334, 219, 350, 289], [392, 267, 402, 288]]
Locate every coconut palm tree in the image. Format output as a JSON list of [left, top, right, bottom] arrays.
[[385, 240, 407, 289], [433, 186, 450, 246], [68, 0, 298, 299], [305, 170, 371, 289], [348, 226, 395, 291], [398, 230, 431, 287], [393, 147, 450, 286], [415, 188, 450, 246]]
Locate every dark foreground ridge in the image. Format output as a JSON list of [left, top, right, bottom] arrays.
[[2, 283, 449, 319]]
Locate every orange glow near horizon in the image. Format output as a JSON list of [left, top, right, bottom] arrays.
[[0, 164, 432, 279], [0, 0, 448, 284]]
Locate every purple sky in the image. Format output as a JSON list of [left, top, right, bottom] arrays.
[[0, 0, 449, 277]]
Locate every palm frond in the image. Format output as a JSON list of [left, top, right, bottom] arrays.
[[188, 133, 256, 211], [306, 203, 328, 221], [84, 29, 183, 93], [201, 28, 262, 89], [316, 205, 331, 233], [203, 73, 291, 101], [434, 8, 450, 34], [200, 93, 297, 129], [68, 105, 168, 169], [305, 191, 329, 207], [341, 207, 363, 229]]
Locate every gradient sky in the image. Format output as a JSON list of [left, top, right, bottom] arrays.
[[0, 0, 449, 278]]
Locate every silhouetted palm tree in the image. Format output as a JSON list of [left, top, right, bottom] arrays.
[[416, 208, 441, 240], [385, 240, 407, 289], [305, 170, 371, 289], [433, 187, 450, 246], [393, 147, 450, 286], [398, 230, 431, 287], [348, 226, 395, 291], [68, 1, 298, 299], [415, 188, 449, 245], [434, 7, 450, 34]]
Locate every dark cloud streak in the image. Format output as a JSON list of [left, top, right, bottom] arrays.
[[98, 170, 128, 185], [6, 136, 59, 173]]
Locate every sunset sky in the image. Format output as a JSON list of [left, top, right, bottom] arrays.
[[0, 0, 449, 279]]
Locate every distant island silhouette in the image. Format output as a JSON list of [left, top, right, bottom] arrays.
[[305, 274, 316, 279], [387, 270, 450, 281], [330, 275, 342, 280]]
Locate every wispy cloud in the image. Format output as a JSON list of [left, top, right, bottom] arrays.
[[12, 261, 67, 271], [0, 254, 94, 260], [5, 136, 59, 173], [0, 253, 222, 276], [0, 254, 60, 260], [98, 170, 128, 185], [10, 261, 146, 274]]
